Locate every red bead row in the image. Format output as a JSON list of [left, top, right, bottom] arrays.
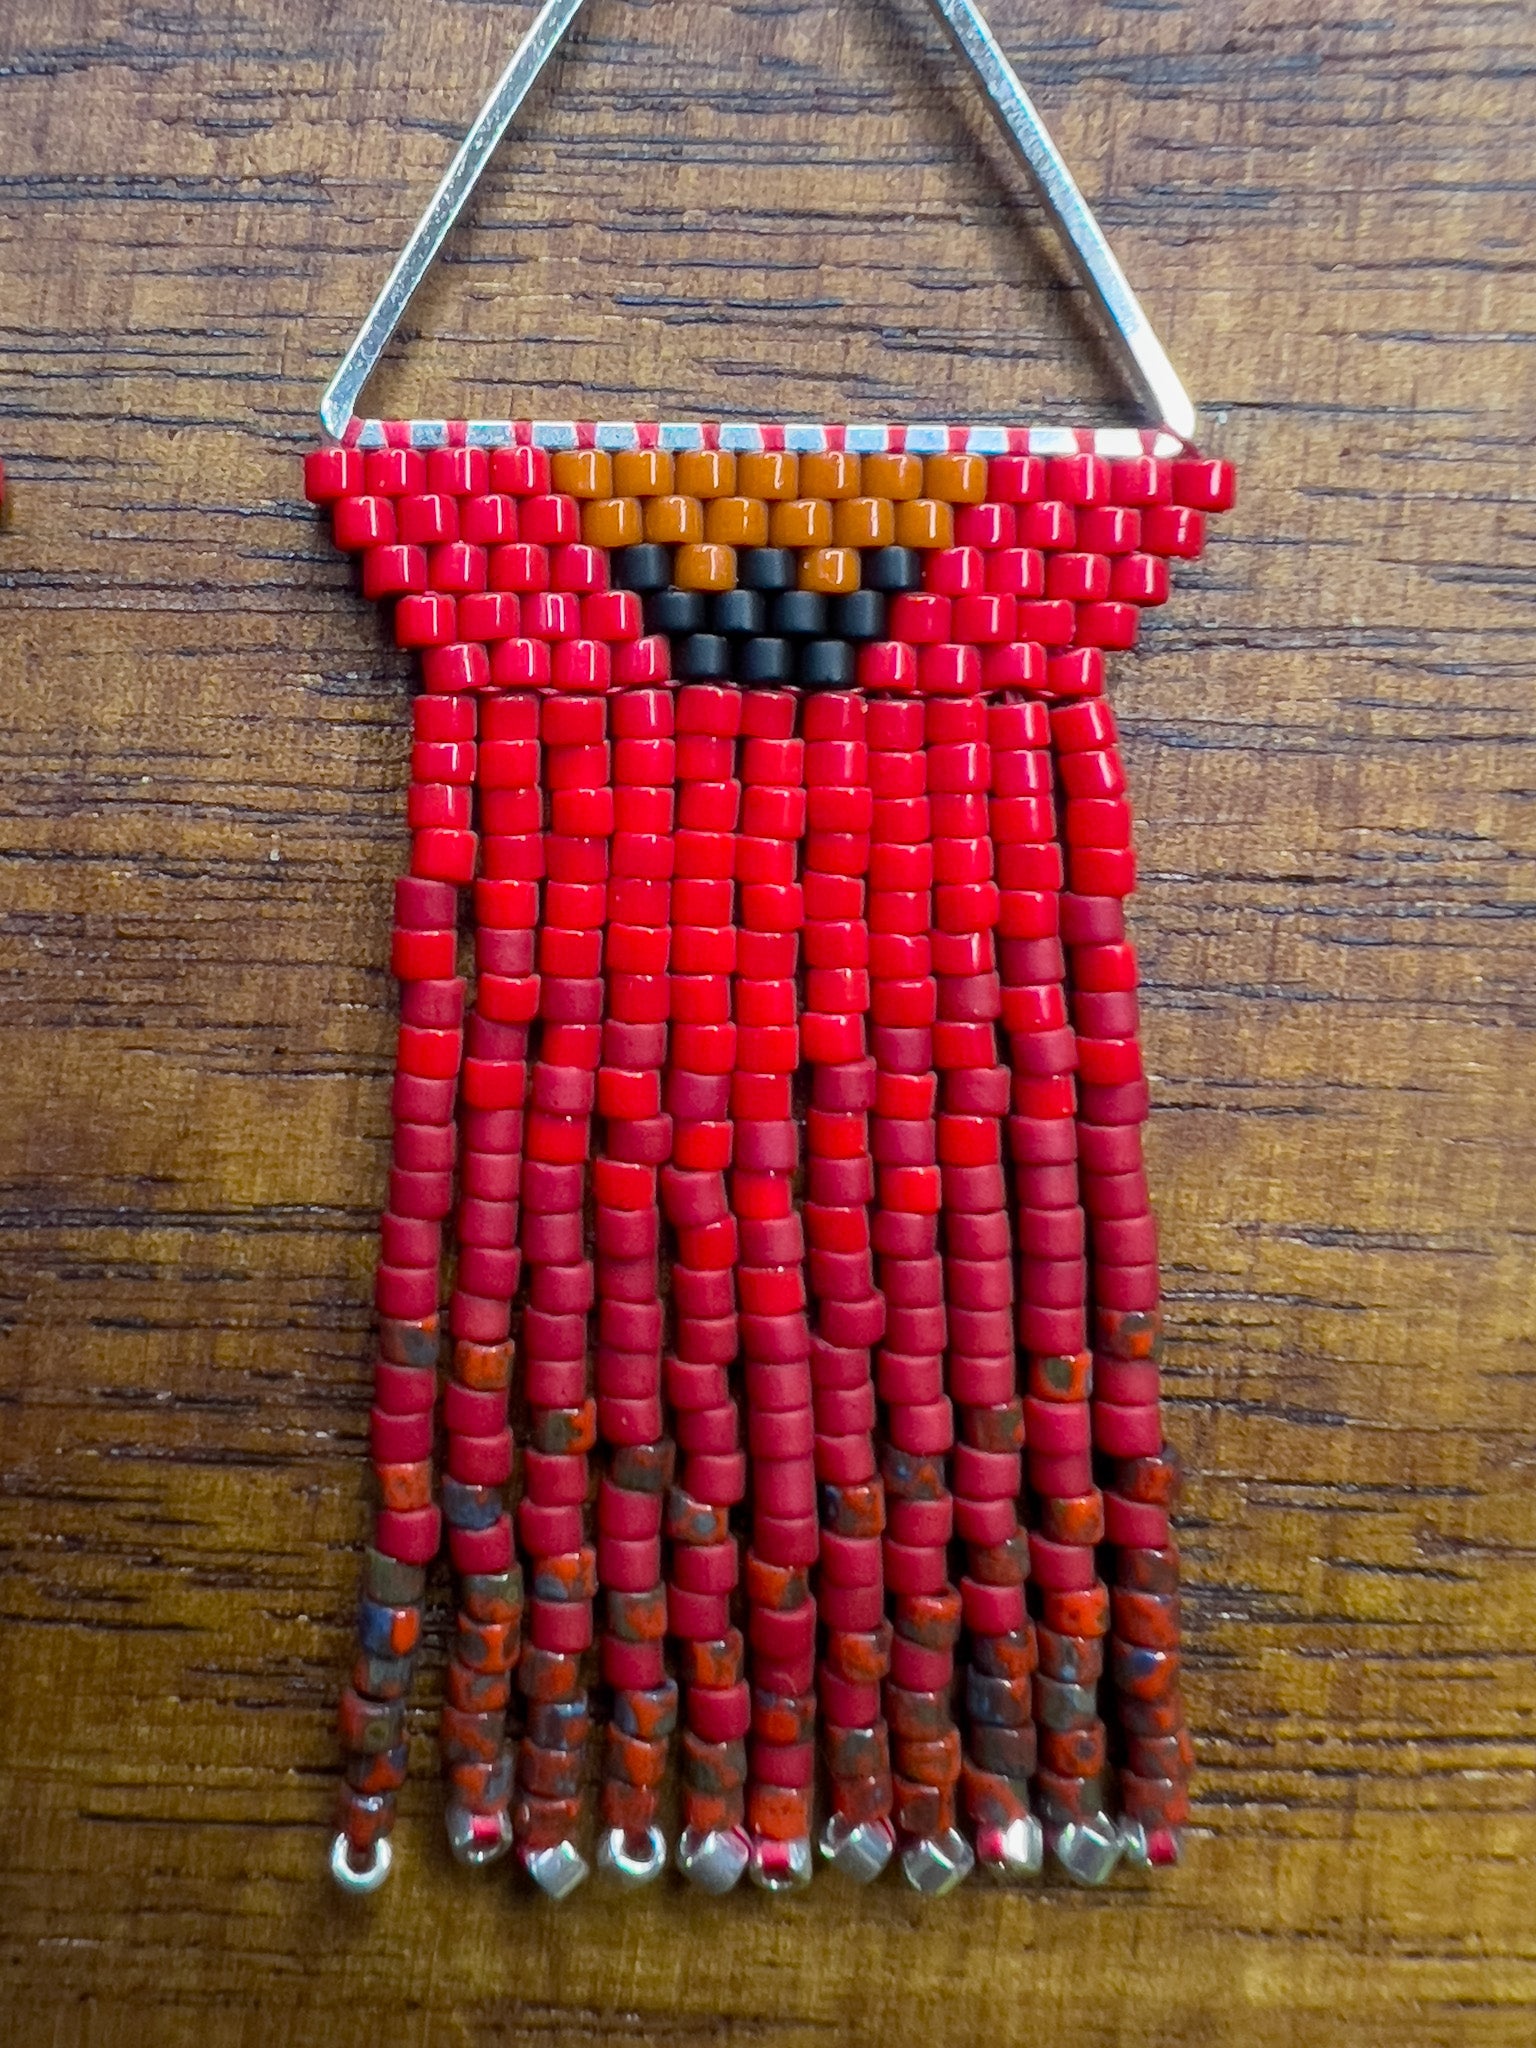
[[1055, 701, 1191, 1866], [920, 692, 1041, 1878], [988, 698, 1119, 1878], [864, 697, 970, 1883], [592, 684, 677, 1880], [334, 682, 480, 1879], [801, 690, 896, 1880], [438, 688, 538, 1863], [662, 682, 751, 1880], [731, 691, 818, 1887]]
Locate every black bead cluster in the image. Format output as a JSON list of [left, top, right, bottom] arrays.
[[609, 544, 926, 688]]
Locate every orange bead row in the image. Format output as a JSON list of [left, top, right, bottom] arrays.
[[553, 446, 988, 505], [581, 494, 957, 555], [577, 485, 963, 597]]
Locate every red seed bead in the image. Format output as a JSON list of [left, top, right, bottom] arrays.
[[1142, 504, 1206, 558], [306, 446, 364, 504], [363, 545, 428, 599], [1170, 457, 1236, 512], [364, 447, 426, 497]]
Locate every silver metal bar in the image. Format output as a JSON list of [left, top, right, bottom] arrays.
[[920, 0, 1196, 443], [318, 0, 1196, 443], [319, 0, 591, 442]]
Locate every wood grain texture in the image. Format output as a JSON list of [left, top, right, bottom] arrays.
[[0, 0, 1531, 2042]]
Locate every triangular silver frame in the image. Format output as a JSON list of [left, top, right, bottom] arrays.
[[318, 0, 1198, 447]]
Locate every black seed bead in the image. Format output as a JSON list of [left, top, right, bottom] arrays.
[[645, 587, 708, 635], [676, 633, 732, 679], [831, 588, 886, 641], [798, 639, 855, 688], [610, 542, 672, 592], [735, 636, 794, 685], [711, 587, 767, 637], [738, 547, 797, 592], [863, 546, 923, 592], [770, 589, 829, 638]]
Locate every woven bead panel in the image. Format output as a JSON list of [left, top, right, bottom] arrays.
[[305, 420, 1233, 1897]]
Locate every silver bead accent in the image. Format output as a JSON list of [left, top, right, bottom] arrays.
[[818, 1812, 896, 1884], [597, 1823, 668, 1889], [1116, 1817, 1151, 1869], [976, 1815, 1044, 1879], [900, 1826, 975, 1897], [748, 1834, 813, 1893], [446, 1802, 513, 1869], [1052, 1813, 1122, 1887], [521, 1838, 590, 1901], [328, 1830, 393, 1895], [675, 1824, 751, 1895]]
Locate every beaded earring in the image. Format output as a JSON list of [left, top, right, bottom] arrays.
[[308, 0, 1233, 1903]]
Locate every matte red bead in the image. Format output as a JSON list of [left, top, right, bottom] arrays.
[[1094, 1401, 1163, 1457], [374, 1506, 441, 1564]]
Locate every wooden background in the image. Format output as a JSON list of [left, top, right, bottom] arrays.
[[1, 0, 1531, 2041]]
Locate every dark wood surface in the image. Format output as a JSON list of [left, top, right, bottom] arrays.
[[1, 1, 1532, 2042]]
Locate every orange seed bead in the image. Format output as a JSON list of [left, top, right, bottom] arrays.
[[748, 1783, 812, 1841], [454, 1340, 513, 1390], [644, 494, 704, 544], [1049, 1492, 1107, 1546], [1030, 1350, 1093, 1402], [833, 496, 894, 548], [737, 450, 799, 500], [799, 449, 861, 499], [675, 448, 736, 498], [686, 1791, 739, 1833], [924, 451, 988, 503], [770, 498, 833, 548], [376, 1462, 432, 1512], [582, 497, 643, 548], [799, 546, 860, 593], [612, 448, 673, 497], [551, 448, 612, 498], [894, 497, 954, 549], [675, 542, 737, 591], [863, 450, 923, 500], [705, 496, 770, 547]]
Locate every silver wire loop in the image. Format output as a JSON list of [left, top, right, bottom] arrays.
[[319, 0, 1196, 444], [328, 1829, 394, 1895], [923, 0, 1195, 443], [320, 0, 590, 442]]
